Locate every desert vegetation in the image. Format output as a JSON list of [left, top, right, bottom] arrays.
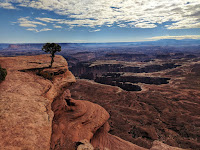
[[42, 43, 61, 67], [0, 65, 7, 82]]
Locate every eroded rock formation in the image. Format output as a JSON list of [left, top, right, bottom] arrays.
[[0, 55, 186, 150], [69, 60, 200, 149], [50, 89, 146, 150], [0, 55, 75, 150]]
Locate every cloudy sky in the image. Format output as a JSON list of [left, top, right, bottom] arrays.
[[0, 0, 200, 43]]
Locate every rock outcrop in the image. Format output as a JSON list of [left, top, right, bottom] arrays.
[[0, 55, 187, 150], [76, 139, 94, 150], [0, 55, 75, 150], [51, 89, 146, 150]]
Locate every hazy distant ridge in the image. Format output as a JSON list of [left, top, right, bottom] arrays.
[[0, 39, 200, 50]]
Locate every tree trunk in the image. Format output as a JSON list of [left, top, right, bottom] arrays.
[[50, 56, 54, 68]]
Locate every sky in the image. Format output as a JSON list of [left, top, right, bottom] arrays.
[[0, 0, 200, 43]]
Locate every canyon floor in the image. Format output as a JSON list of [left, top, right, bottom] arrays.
[[69, 58, 200, 149]]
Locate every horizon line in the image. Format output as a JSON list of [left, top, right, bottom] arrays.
[[0, 38, 200, 44]]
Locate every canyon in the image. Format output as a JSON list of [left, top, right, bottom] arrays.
[[0, 55, 190, 150], [69, 57, 200, 149]]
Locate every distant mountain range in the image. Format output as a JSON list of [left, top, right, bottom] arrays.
[[0, 39, 199, 50], [136, 39, 200, 46]]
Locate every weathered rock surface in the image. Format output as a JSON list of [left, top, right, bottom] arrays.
[[51, 92, 110, 149], [0, 55, 75, 150], [51, 89, 146, 150]]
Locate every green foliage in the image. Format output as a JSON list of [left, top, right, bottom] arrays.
[[42, 43, 61, 55], [0, 65, 7, 82], [42, 43, 61, 67]]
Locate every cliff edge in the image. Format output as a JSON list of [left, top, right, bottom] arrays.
[[0, 55, 75, 150], [0, 55, 185, 150]]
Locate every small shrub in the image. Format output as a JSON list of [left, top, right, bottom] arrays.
[[0, 65, 7, 82]]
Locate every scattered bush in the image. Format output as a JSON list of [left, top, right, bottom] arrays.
[[0, 65, 7, 82]]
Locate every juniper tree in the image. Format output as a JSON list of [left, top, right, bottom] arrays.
[[42, 43, 61, 68]]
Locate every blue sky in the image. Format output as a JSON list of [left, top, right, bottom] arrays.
[[0, 0, 200, 43]]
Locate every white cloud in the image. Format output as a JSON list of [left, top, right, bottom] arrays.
[[118, 24, 127, 28], [148, 35, 200, 40], [26, 28, 52, 32], [26, 28, 38, 32], [18, 17, 46, 28], [165, 19, 200, 29], [134, 22, 157, 28], [40, 28, 52, 32], [18, 17, 52, 32], [2, 0, 200, 29], [35, 17, 63, 23], [53, 25, 62, 28], [20, 23, 37, 27], [0, 2, 15, 9], [89, 29, 101, 32]]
